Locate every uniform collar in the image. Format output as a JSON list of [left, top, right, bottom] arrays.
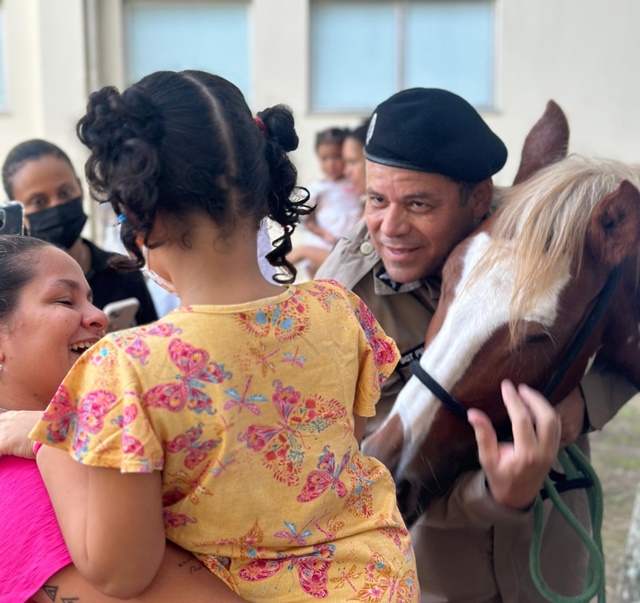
[[372, 265, 441, 299]]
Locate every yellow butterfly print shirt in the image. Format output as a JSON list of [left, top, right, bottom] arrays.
[[32, 279, 419, 602]]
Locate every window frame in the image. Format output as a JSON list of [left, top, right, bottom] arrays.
[[307, 0, 497, 115]]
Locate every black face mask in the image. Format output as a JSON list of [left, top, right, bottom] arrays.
[[26, 197, 88, 249]]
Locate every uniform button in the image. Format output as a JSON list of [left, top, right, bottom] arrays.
[[360, 241, 374, 255]]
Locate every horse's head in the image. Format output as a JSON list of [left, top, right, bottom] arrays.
[[364, 157, 640, 521]]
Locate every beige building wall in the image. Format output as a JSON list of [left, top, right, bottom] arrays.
[[0, 0, 638, 242]]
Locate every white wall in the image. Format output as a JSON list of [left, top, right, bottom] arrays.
[[0, 0, 638, 239]]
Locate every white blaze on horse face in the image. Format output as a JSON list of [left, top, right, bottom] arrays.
[[392, 232, 570, 462]]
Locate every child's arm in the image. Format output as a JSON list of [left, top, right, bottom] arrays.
[[37, 445, 166, 599], [31, 542, 248, 603]]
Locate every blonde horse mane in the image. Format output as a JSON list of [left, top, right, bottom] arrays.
[[481, 155, 640, 343]]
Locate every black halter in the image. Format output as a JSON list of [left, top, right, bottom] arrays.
[[410, 263, 625, 420], [408, 263, 625, 507]]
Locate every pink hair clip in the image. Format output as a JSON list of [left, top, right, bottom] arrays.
[[254, 116, 267, 137]]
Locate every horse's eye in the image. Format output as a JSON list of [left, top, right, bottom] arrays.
[[524, 333, 552, 346]]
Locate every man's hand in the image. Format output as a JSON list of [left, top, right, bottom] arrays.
[[0, 409, 42, 459], [555, 386, 586, 448], [468, 380, 561, 510]]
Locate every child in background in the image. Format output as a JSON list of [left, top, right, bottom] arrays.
[[30, 70, 419, 602], [288, 127, 363, 279]]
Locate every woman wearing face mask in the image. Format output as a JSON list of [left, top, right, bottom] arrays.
[[2, 139, 158, 327]]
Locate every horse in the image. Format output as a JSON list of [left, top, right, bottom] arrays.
[[361, 104, 640, 523]]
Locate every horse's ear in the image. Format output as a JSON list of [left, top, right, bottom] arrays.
[[513, 100, 570, 185], [588, 180, 640, 267]]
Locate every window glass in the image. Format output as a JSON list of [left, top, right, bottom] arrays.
[[405, 1, 494, 108], [125, 2, 250, 99], [310, 0, 494, 112], [310, 2, 396, 112]]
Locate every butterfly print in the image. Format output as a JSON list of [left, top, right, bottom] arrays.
[[345, 456, 383, 518], [239, 380, 346, 486], [195, 520, 266, 559], [43, 386, 116, 454], [375, 514, 412, 559], [224, 376, 268, 415], [41, 385, 77, 444], [165, 423, 220, 470], [238, 543, 335, 599], [109, 404, 144, 456], [274, 520, 313, 546], [236, 294, 310, 342], [112, 322, 183, 365], [307, 281, 343, 311], [164, 509, 197, 529], [249, 342, 281, 377], [314, 515, 345, 541], [348, 552, 416, 603], [144, 338, 231, 414], [352, 300, 397, 376], [281, 346, 306, 368], [165, 458, 215, 505], [210, 454, 236, 479], [297, 445, 350, 503], [330, 564, 362, 592]]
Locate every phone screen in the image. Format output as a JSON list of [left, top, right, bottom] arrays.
[[0, 201, 25, 235]]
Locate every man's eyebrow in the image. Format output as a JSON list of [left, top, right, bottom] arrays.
[[400, 191, 439, 201]]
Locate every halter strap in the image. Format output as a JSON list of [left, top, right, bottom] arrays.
[[410, 361, 468, 421], [542, 262, 625, 398], [410, 262, 626, 425]]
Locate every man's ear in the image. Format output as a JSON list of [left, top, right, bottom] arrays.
[[469, 179, 493, 220]]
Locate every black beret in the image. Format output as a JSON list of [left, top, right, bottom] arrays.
[[365, 88, 507, 182]]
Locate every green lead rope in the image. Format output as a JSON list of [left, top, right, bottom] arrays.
[[529, 443, 606, 603]]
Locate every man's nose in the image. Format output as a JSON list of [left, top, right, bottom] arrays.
[[380, 204, 410, 238]]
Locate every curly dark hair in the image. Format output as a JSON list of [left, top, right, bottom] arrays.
[[76, 70, 311, 283]]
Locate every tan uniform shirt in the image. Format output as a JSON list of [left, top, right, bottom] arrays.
[[318, 220, 637, 603]]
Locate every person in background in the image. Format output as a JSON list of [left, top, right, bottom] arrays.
[[0, 235, 247, 603], [342, 119, 369, 199], [2, 139, 157, 328], [288, 127, 362, 278]]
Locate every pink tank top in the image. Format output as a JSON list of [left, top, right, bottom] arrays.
[[0, 456, 72, 603]]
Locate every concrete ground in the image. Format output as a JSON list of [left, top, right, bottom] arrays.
[[590, 393, 640, 601]]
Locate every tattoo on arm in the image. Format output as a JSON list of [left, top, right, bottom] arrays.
[[42, 584, 79, 602], [176, 554, 206, 574]]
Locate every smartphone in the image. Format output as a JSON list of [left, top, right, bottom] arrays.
[[103, 297, 140, 332], [0, 201, 25, 235]]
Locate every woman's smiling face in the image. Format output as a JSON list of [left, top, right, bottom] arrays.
[[0, 246, 108, 407]]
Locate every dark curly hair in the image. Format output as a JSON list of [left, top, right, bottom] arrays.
[[76, 70, 311, 283]]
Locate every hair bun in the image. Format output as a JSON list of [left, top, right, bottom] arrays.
[[257, 105, 298, 153], [121, 87, 164, 145]]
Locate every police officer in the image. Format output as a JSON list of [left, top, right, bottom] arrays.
[[317, 88, 636, 602]]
